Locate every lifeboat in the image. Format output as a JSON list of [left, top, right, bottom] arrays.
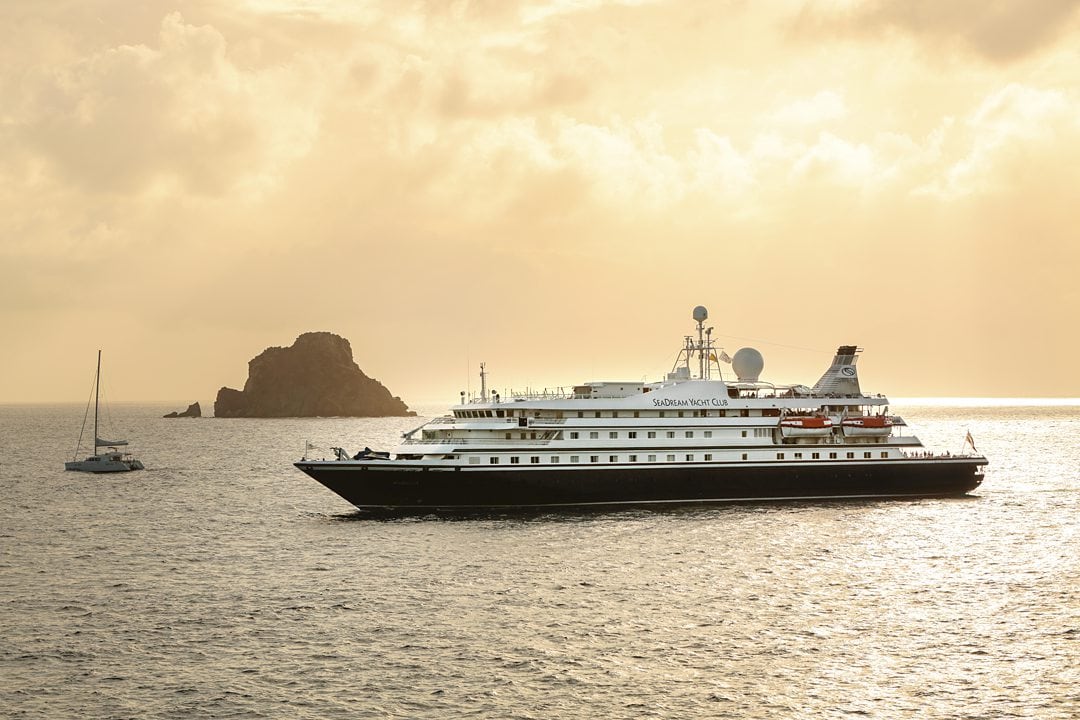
[[780, 416, 834, 437], [841, 415, 894, 437]]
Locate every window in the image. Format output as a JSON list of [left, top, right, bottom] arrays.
[[510, 457, 520, 464], [609, 431, 618, 439], [678, 411, 684, 417], [569, 432, 579, 439], [628, 431, 637, 439], [741, 453, 748, 460], [577, 411, 583, 418], [551, 456, 560, 463], [846, 452, 855, 459], [505, 432, 511, 440], [647, 431, 657, 439], [704, 454, 712, 461], [648, 454, 657, 462], [570, 455, 579, 463], [595, 411, 601, 418], [530, 432, 537, 439], [777, 453, 785, 460], [719, 410, 727, 417], [469, 457, 480, 464], [531, 456, 541, 464], [520, 433, 526, 439], [741, 430, 748, 438], [794, 453, 803, 459], [629, 455, 638, 462], [490, 457, 500, 464], [666, 431, 675, 439], [589, 431, 599, 439], [704, 431, 712, 438], [609, 455, 618, 462], [686, 431, 694, 438], [881, 452, 888, 458], [590, 455, 599, 463], [829, 452, 837, 459], [864, 452, 872, 459], [508, 410, 515, 418], [611, 411, 619, 418], [685, 454, 694, 461], [740, 409, 750, 417], [633, 411, 640, 418], [812, 452, 820, 459], [667, 454, 676, 462], [659, 411, 666, 418]]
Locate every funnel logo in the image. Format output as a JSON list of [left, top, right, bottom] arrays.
[[841, 367, 856, 377]]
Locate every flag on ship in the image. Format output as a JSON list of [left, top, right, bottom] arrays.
[[965, 431, 977, 452], [718, 351, 732, 363]]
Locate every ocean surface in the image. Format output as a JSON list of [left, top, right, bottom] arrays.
[[1, 401, 1078, 719]]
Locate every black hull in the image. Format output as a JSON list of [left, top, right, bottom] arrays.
[[295, 459, 986, 512]]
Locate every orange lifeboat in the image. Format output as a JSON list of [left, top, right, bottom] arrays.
[[841, 415, 894, 437], [780, 416, 834, 437]]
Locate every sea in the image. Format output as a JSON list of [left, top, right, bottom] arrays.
[[1, 401, 1077, 719]]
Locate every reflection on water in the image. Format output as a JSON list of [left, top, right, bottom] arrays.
[[1, 402, 1077, 719]]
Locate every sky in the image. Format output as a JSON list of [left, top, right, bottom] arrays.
[[2, 0, 1079, 406]]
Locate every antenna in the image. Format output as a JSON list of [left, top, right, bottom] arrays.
[[705, 326, 714, 379]]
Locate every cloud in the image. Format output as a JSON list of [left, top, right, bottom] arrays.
[[793, 0, 1080, 63], [9, 12, 322, 197], [771, 90, 847, 125], [789, 132, 875, 185], [921, 84, 1080, 197]]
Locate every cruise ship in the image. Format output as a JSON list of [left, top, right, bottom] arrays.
[[295, 307, 987, 511]]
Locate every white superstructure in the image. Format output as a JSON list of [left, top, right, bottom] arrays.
[[381, 309, 932, 468]]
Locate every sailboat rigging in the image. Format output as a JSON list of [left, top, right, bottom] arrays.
[[65, 350, 145, 473]]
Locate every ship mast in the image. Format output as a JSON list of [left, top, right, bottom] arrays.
[[692, 306, 715, 380], [671, 306, 722, 381], [93, 349, 101, 454]]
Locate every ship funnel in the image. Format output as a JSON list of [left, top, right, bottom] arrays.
[[811, 345, 862, 395]]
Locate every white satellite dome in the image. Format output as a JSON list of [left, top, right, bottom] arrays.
[[732, 347, 764, 382], [693, 306, 708, 323]]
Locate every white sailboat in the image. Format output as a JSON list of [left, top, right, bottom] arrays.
[[65, 350, 145, 473]]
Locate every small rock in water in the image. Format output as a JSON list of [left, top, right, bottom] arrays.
[[163, 402, 201, 418]]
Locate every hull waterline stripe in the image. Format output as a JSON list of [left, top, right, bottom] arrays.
[[343, 491, 975, 511]]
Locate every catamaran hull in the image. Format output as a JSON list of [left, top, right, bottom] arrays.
[[294, 458, 985, 511], [65, 458, 145, 473]]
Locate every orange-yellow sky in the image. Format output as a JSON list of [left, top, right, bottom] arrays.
[[2, 0, 1079, 405]]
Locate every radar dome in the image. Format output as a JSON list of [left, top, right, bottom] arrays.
[[732, 347, 764, 382], [693, 306, 708, 323]]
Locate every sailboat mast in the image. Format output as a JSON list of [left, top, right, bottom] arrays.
[[94, 350, 101, 454]]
